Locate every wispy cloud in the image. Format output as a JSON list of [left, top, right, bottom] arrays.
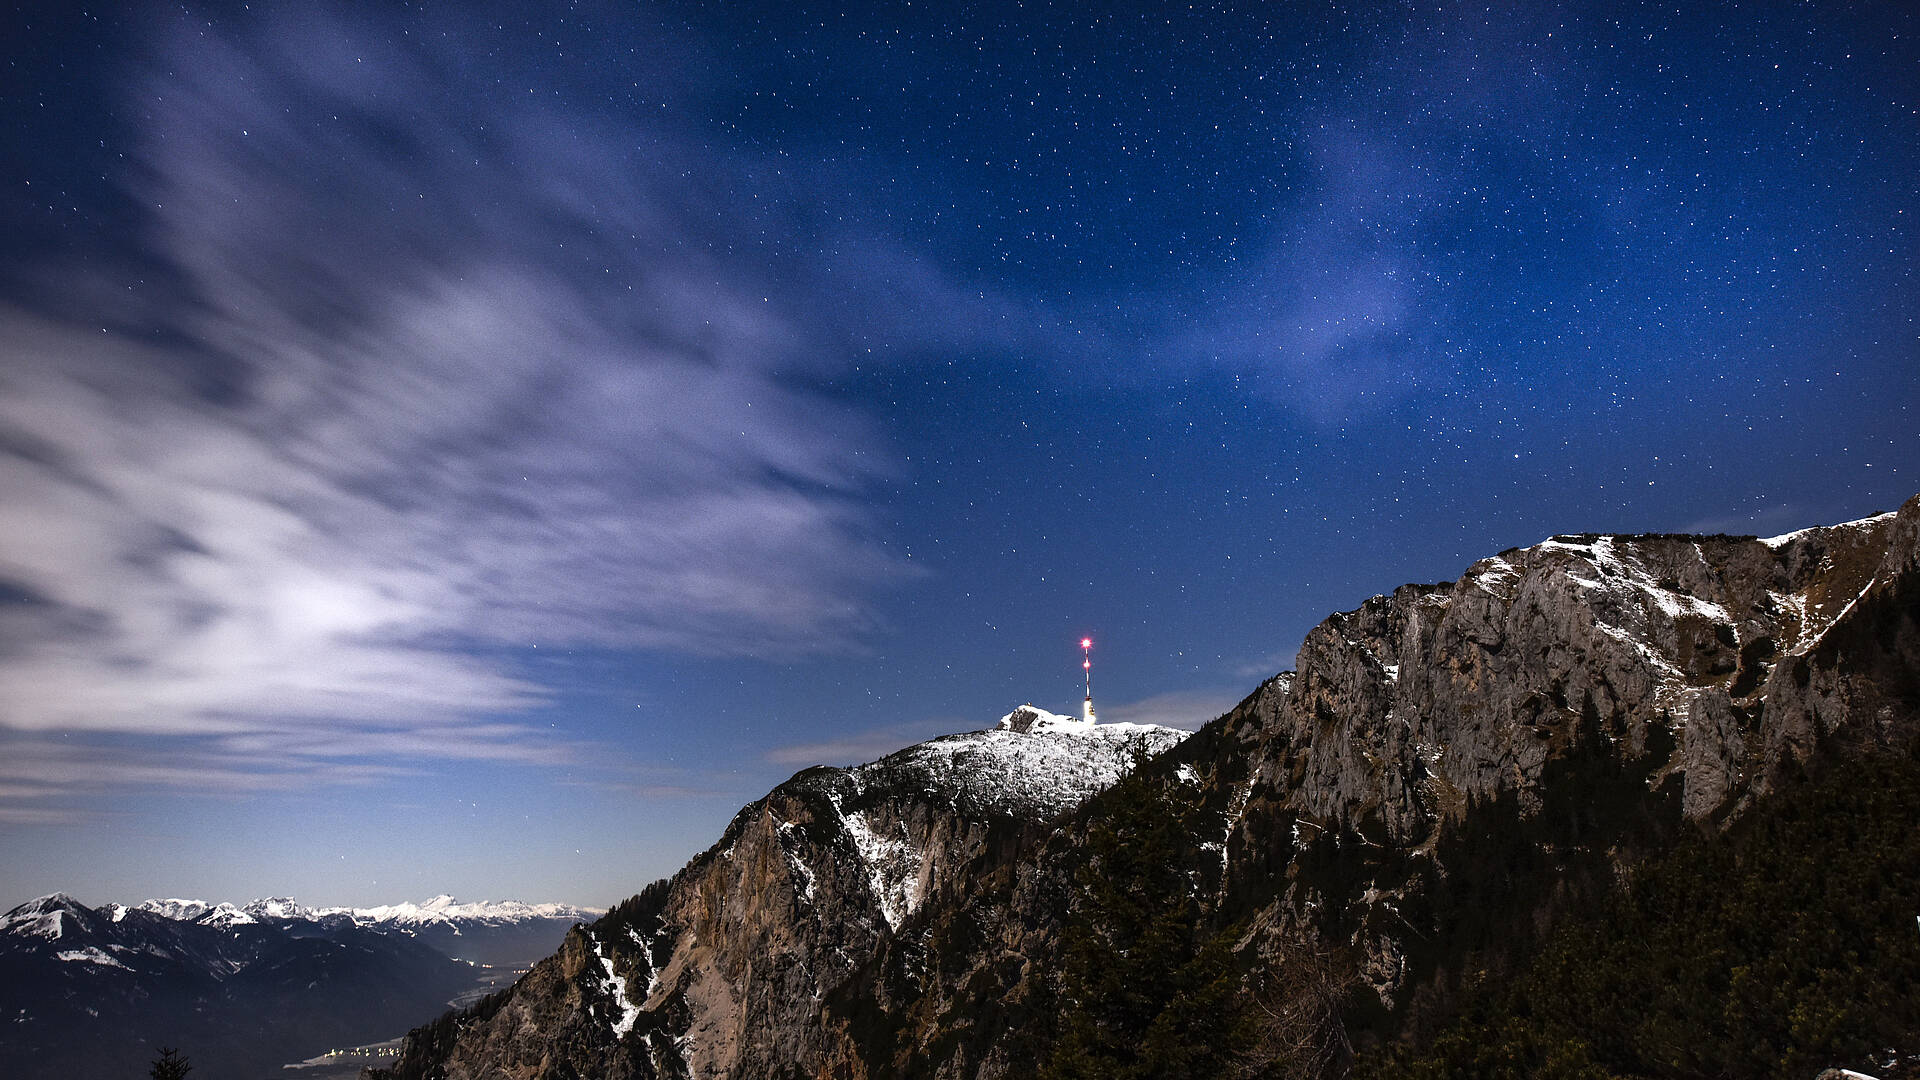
[[556, 756, 750, 802], [762, 720, 964, 768], [1231, 649, 1301, 680], [1098, 690, 1246, 732], [0, 732, 443, 827], [0, 9, 986, 804], [1174, 124, 1439, 421], [1165, 8, 1599, 422]]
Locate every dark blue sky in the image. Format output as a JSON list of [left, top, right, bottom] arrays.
[[2, 1, 1915, 907]]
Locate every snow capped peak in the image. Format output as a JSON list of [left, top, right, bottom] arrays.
[[196, 903, 258, 927], [10, 892, 84, 914], [2, 893, 90, 939], [321, 896, 603, 926], [136, 898, 216, 922], [242, 896, 314, 920], [851, 708, 1189, 822]]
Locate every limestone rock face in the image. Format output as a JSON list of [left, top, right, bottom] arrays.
[[1239, 500, 1912, 841], [421, 926, 653, 1080]]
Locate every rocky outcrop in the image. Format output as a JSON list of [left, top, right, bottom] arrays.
[[1226, 504, 1906, 847]]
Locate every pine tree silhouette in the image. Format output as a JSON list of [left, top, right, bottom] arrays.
[[148, 1046, 192, 1080]]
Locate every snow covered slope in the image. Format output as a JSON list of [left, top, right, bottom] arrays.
[[838, 705, 1187, 820]]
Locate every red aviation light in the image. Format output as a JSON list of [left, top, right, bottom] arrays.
[[1080, 638, 1092, 649]]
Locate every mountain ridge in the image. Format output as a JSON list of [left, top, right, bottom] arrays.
[[386, 496, 1920, 1079], [58, 893, 605, 928], [0, 892, 478, 1080]]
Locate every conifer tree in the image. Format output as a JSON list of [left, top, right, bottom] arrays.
[[148, 1047, 192, 1080], [1041, 765, 1256, 1078]]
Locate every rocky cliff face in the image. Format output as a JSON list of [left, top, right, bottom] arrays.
[[1252, 500, 1911, 877], [384, 495, 1920, 1080], [1247, 504, 1905, 840], [379, 714, 1184, 1080]]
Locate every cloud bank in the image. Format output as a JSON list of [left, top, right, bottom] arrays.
[[0, 10, 938, 803]]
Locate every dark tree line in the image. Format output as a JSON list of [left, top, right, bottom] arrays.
[[1357, 744, 1920, 1079]]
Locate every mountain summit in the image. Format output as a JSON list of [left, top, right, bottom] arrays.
[[379, 710, 1186, 1079]]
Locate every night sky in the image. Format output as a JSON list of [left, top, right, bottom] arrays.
[[2, 1, 1915, 908]]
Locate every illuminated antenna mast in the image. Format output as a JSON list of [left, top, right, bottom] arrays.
[[1080, 637, 1097, 724]]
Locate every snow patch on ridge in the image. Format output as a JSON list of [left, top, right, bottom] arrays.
[[865, 722, 1187, 820], [1545, 536, 1734, 623], [1759, 510, 1897, 550], [627, 925, 667, 1000], [1528, 534, 1743, 711], [841, 809, 922, 930], [588, 930, 641, 1037], [56, 946, 128, 969], [1466, 557, 1522, 598], [778, 821, 818, 903], [1210, 775, 1257, 890]]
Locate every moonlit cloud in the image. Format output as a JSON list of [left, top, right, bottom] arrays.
[[1168, 11, 1592, 421], [762, 721, 960, 768], [0, 731, 453, 825], [0, 9, 952, 803], [1183, 125, 1435, 418], [1097, 690, 1246, 732]]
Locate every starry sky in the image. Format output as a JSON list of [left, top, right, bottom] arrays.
[[2, 1, 1915, 909]]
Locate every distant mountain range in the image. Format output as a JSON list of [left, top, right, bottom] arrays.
[[122, 892, 594, 930], [104, 893, 602, 967], [0, 891, 600, 1080]]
